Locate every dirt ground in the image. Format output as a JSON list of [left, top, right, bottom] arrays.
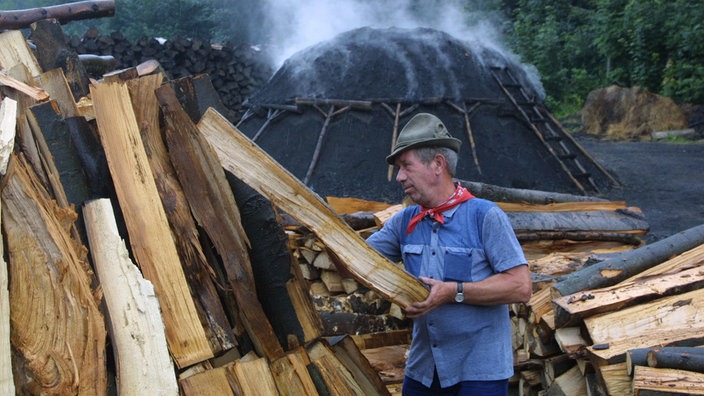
[[574, 134, 704, 243]]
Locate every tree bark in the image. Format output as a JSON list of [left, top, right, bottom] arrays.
[[0, 1, 115, 30], [551, 223, 704, 298]]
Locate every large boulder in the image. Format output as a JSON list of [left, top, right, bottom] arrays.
[[581, 86, 687, 140]]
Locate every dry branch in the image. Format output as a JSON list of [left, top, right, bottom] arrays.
[[0, 1, 115, 30]]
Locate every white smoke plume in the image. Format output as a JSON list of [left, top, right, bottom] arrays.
[[255, 0, 544, 99]]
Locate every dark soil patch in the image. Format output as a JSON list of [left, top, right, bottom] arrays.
[[575, 133, 704, 243]]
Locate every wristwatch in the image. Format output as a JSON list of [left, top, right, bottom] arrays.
[[454, 282, 464, 303]]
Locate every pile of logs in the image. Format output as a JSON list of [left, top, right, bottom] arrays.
[[64, 29, 271, 122], [1, 10, 703, 396]]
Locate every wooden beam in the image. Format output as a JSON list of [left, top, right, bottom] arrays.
[[197, 108, 429, 309], [633, 365, 704, 395], [90, 80, 212, 368]]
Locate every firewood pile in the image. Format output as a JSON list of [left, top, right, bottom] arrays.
[[1, 15, 703, 396], [64, 27, 272, 122]]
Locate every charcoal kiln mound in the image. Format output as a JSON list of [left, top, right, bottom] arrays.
[[238, 27, 616, 203]]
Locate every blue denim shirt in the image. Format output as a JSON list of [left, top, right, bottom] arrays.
[[366, 198, 526, 387]]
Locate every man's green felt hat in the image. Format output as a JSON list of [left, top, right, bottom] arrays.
[[386, 113, 461, 164]]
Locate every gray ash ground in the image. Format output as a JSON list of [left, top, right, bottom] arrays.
[[574, 133, 704, 243]]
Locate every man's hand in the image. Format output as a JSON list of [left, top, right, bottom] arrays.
[[404, 276, 454, 318]]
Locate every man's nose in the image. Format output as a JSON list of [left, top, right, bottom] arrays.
[[395, 169, 405, 182]]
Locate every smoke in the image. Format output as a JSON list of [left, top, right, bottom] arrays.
[[253, 0, 544, 99], [260, 0, 501, 66]]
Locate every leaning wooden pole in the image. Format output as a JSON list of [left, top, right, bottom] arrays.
[[198, 108, 429, 309], [0, 1, 115, 30]]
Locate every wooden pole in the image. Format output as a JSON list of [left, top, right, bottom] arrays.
[[0, 1, 115, 30]]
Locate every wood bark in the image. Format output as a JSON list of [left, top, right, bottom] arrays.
[[30, 19, 90, 101], [155, 84, 284, 361], [647, 347, 704, 373], [83, 198, 178, 395], [198, 108, 429, 309], [90, 81, 212, 368], [2, 154, 106, 395], [0, 1, 115, 30], [458, 179, 608, 204], [127, 73, 235, 353], [552, 223, 704, 298]]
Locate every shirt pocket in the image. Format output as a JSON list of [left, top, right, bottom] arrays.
[[443, 247, 474, 282], [401, 244, 424, 276]]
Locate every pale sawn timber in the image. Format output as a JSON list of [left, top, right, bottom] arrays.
[[90, 81, 212, 368], [198, 107, 429, 309], [83, 198, 178, 396]]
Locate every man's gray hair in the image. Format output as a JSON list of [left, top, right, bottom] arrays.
[[415, 146, 458, 176]]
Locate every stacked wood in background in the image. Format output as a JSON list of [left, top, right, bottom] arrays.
[[65, 27, 272, 122]]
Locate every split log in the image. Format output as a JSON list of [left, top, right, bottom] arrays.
[[127, 74, 235, 353], [326, 335, 391, 395], [198, 108, 429, 309], [552, 244, 704, 327], [179, 367, 234, 396], [508, 209, 648, 234], [597, 362, 632, 396], [83, 198, 178, 395], [0, 1, 115, 30], [0, 98, 14, 395], [0, 71, 49, 102], [30, 19, 91, 101], [584, 288, 704, 362], [545, 365, 587, 395], [270, 347, 319, 396], [551, 223, 704, 298], [0, 30, 42, 77], [2, 154, 106, 395], [90, 81, 213, 368], [228, 357, 280, 395], [632, 365, 704, 395], [155, 84, 284, 360]]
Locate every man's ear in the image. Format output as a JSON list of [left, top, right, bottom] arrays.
[[433, 153, 446, 174]]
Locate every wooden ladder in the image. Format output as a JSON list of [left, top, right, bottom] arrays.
[[490, 66, 601, 195]]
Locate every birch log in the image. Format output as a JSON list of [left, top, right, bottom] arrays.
[[83, 198, 178, 396]]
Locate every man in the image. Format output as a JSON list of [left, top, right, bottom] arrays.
[[366, 113, 532, 396]]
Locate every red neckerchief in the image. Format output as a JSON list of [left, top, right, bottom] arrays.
[[406, 184, 475, 234]]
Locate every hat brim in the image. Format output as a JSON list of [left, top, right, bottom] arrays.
[[385, 137, 461, 164]]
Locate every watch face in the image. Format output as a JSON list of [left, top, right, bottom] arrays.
[[455, 293, 464, 303]]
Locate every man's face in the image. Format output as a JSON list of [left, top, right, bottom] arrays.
[[394, 149, 439, 206]]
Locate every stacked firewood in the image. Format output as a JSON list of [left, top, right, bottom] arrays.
[[513, 224, 704, 395], [64, 27, 272, 121]]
